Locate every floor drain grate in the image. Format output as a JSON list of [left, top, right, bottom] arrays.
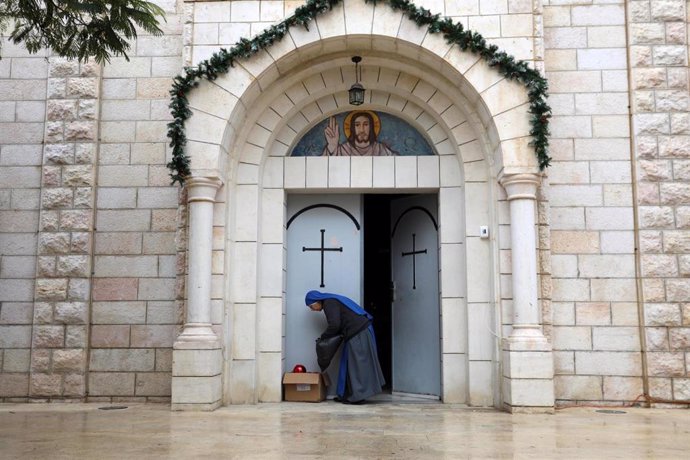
[[98, 406, 129, 410], [595, 409, 626, 414]]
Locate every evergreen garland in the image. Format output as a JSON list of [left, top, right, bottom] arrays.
[[167, 0, 551, 185]]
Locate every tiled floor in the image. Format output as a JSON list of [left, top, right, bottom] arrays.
[[0, 402, 688, 458]]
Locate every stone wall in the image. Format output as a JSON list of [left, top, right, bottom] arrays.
[[0, 39, 47, 400], [629, 0, 690, 402], [30, 57, 99, 400], [1, 0, 689, 405], [545, 0, 690, 405], [86, 0, 184, 401], [544, 0, 643, 405], [0, 0, 184, 402]]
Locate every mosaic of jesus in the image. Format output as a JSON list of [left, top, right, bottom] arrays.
[[290, 110, 436, 157]]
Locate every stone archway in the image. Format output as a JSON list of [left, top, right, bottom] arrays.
[[226, 50, 497, 406], [171, 0, 553, 413]]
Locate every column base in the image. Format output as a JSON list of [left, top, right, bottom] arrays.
[[171, 342, 223, 411], [504, 324, 551, 349], [174, 323, 220, 348], [171, 373, 223, 411], [501, 331, 555, 411]]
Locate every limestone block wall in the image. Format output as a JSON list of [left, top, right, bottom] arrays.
[[189, 0, 538, 64], [0, 39, 47, 400], [1, 0, 688, 406], [30, 57, 100, 400], [87, 0, 184, 401], [545, 0, 643, 405], [629, 0, 690, 402], [0, 0, 184, 401], [545, 0, 690, 405]]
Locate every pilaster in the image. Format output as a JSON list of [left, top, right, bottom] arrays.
[[29, 58, 100, 400]]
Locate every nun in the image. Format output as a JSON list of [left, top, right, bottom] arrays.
[[306, 290, 385, 404]]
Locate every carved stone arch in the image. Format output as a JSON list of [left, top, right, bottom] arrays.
[[239, 52, 493, 175], [182, 3, 540, 181], [218, 47, 531, 200], [220, 45, 501, 406]]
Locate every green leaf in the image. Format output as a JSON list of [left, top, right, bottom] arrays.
[[3, 0, 165, 64]]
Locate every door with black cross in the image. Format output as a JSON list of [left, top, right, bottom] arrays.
[[286, 195, 362, 391], [390, 194, 440, 397]]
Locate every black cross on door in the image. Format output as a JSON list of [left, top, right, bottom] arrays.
[[401, 233, 427, 290], [303, 229, 343, 287]]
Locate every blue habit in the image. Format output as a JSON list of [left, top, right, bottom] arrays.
[[305, 290, 379, 398]]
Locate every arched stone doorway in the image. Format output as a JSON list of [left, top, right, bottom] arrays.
[[224, 48, 503, 406], [171, 1, 553, 413]]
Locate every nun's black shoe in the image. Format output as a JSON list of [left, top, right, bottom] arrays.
[[342, 399, 366, 405]]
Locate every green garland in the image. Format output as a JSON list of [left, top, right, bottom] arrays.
[[167, 0, 551, 185]]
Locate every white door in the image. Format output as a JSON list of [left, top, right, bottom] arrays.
[[390, 195, 441, 397], [286, 195, 362, 388]]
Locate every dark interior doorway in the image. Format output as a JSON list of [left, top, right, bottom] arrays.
[[363, 194, 402, 390]]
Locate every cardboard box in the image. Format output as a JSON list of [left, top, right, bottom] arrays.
[[282, 372, 327, 402]]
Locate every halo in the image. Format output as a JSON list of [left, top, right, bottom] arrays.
[[343, 110, 381, 139]]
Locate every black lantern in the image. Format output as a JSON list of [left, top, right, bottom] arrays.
[[348, 56, 365, 106]]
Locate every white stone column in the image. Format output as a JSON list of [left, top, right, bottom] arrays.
[[172, 176, 223, 411], [177, 177, 221, 344], [499, 173, 554, 413], [502, 173, 545, 341]]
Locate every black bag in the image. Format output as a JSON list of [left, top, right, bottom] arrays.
[[315, 334, 344, 370]]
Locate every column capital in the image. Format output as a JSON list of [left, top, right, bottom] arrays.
[[186, 176, 223, 203], [499, 173, 541, 201]]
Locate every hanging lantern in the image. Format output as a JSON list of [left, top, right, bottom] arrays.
[[348, 56, 365, 106]]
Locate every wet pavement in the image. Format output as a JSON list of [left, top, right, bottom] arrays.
[[0, 401, 688, 459]]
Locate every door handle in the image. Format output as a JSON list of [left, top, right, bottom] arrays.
[[390, 281, 396, 302]]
